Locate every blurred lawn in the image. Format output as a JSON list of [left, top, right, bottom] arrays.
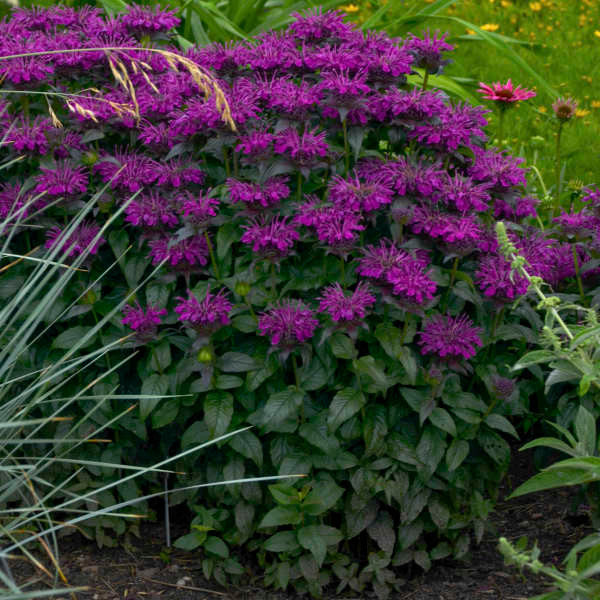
[[347, 0, 600, 195]]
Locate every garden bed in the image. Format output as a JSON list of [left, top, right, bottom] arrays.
[[14, 444, 592, 600]]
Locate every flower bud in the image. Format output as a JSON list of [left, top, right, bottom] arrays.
[[235, 281, 251, 297], [81, 151, 99, 166], [197, 347, 214, 363], [81, 289, 97, 305]]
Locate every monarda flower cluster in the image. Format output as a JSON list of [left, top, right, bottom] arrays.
[[0, 6, 584, 365]]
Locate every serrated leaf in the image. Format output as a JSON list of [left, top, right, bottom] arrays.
[[204, 536, 229, 559], [364, 405, 388, 456], [367, 511, 395, 553], [298, 357, 329, 391], [429, 407, 456, 436], [204, 391, 233, 437], [575, 406, 596, 455], [151, 399, 179, 428], [140, 374, 169, 420], [328, 388, 365, 433], [52, 326, 96, 350], [217, 352, 258, 372], [174, 532, 205, 550], [215, 374, 244, 389], [298, 525, 342, 568], [484, 414, 518, 438], [264, 530, 296, 553], [260, 388, 303, 431], [478, 428, 510, 467], [416, 426, 446, 477], [329, 332, 357, 359], [259, 506, 302, 528], [446, 439, 469, 471], [513, 350, 556, 370], [229, 430, 263, 467]]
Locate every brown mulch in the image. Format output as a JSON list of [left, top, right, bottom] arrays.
[[11, 446, 593, 600]]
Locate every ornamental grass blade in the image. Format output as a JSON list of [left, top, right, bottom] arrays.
[[407, 69, 479, 104]]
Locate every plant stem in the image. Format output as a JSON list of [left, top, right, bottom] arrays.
[[342, 118, 350, 175], [296, 171, 302, 203], [340, 257, 346, 289], [422, 71, 429, 91], [441, 257, 459, 312], [222, 147, 231, 178], [497, 107, 506, 147], [233, 150, 239, 178], [572, 244, 586, 306], [292, 354, 301, 391], [270, 262, 277, 300], [554, 121, 563, 213], [204, 231, 220, 281]]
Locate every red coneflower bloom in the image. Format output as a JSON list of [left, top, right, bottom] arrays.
[[477, 79, 536, 103]]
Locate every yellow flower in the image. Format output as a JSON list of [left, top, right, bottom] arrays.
[[594, 30, 600, 38], [501, 0, 512, 6], [340, 3, 360, 12], [591, 101, 600, 109], [466, 28, 476, 35], [529, 1, 542, 10], [576, 109, 591, 118], [538, 106, 547, 113], [481, 23, 500, 31]]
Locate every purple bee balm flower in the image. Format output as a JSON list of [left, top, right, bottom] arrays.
[[438, 174, 491, 213], [553, 210, 599, 236], [6, 117, 53, 155], [35, 161, 88, 197], [409, 104, 477, 152], [317, 69, 371, 118], [45, 221, 105, 258], [0, 183, 40, 220], [371, 87, 445, 124], [227, 177, 290, 209], [174, 288, 233, 335], [494, 196, 539, 221], [138, 121, 171, 149], [241, 216, 299, 258], [94, 150, 159, 193], [289, 8, 355, 44], [404, 29, 454, 75], [410, 207, 484, 248], [148, 235, 209, 270], [53, 131, 85, 160], [300, 205, 365, 256], [387, 261, 438, 305], [380, 156, 445, 200], [582, 186, 600, 212], [122, 302, 167, 342], [155, 160, 205, 188], [124, 191, 179, 229], [235, 131, 274, 161], [258, 299, 319, 349], [476, 253, 529, 302], [262, 77, 320, 121], [469, 148, 527, 190], [318, 281, 376, 323], [120, 4, 180, 33], [304, 45, 363, 72], [418, 313, 483, 361], [274, 127, 329, 168], [189, 42, 245, 75], [243, 32, 303, 72], [0, 38, 55, 85], [357, 240, 436, 305], [364, 42, 414, 83], [328, 172, 394, 212], [178, 190, 219, 228]]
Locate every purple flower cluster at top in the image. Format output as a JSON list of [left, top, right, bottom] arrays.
[[0, 5, 587, 363]]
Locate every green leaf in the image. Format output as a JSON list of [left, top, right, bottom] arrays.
[[217, 352, 258, 372], [428, 496, 450, 529], [246, 355, 277, 391], [263, 531, 300, 553], [260, 388, 303, 431], [298, 356, 329, 391], [303, 477, 345, 516], [151, 399, 179, 428], [299, 420, 340, 454], [298, 525, 342, 568], [508, 467, 592, 499], [123, 255, 149, 288], [518, 437, 577, 457], [229, 430, 263, 467], [363, 405, 388, 456], [52, 326, 96, 350], [407, 69, 479, 104], [174, 531, 205, 550], [575, 406, 596, 455], [204, 536, 229, 559], [149, 341, 171, 373], [329, 332, 357, 360], [146, 281, 169, 308], [232, 314, 257, 333], [430, 407, 456, 437], [446, 439, 469, 471], [204, 391, 233, 438], [328, 388, 365, 433], [484, 414, 519, 439], [216, 222, 239, 260], [513, 350, 556, 370], [259, 506, 302, 528], [478, 429, 510, 467], [417, 426, 446, 477], [140, 374, 169, 420], [215, 374, 244, 390]]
